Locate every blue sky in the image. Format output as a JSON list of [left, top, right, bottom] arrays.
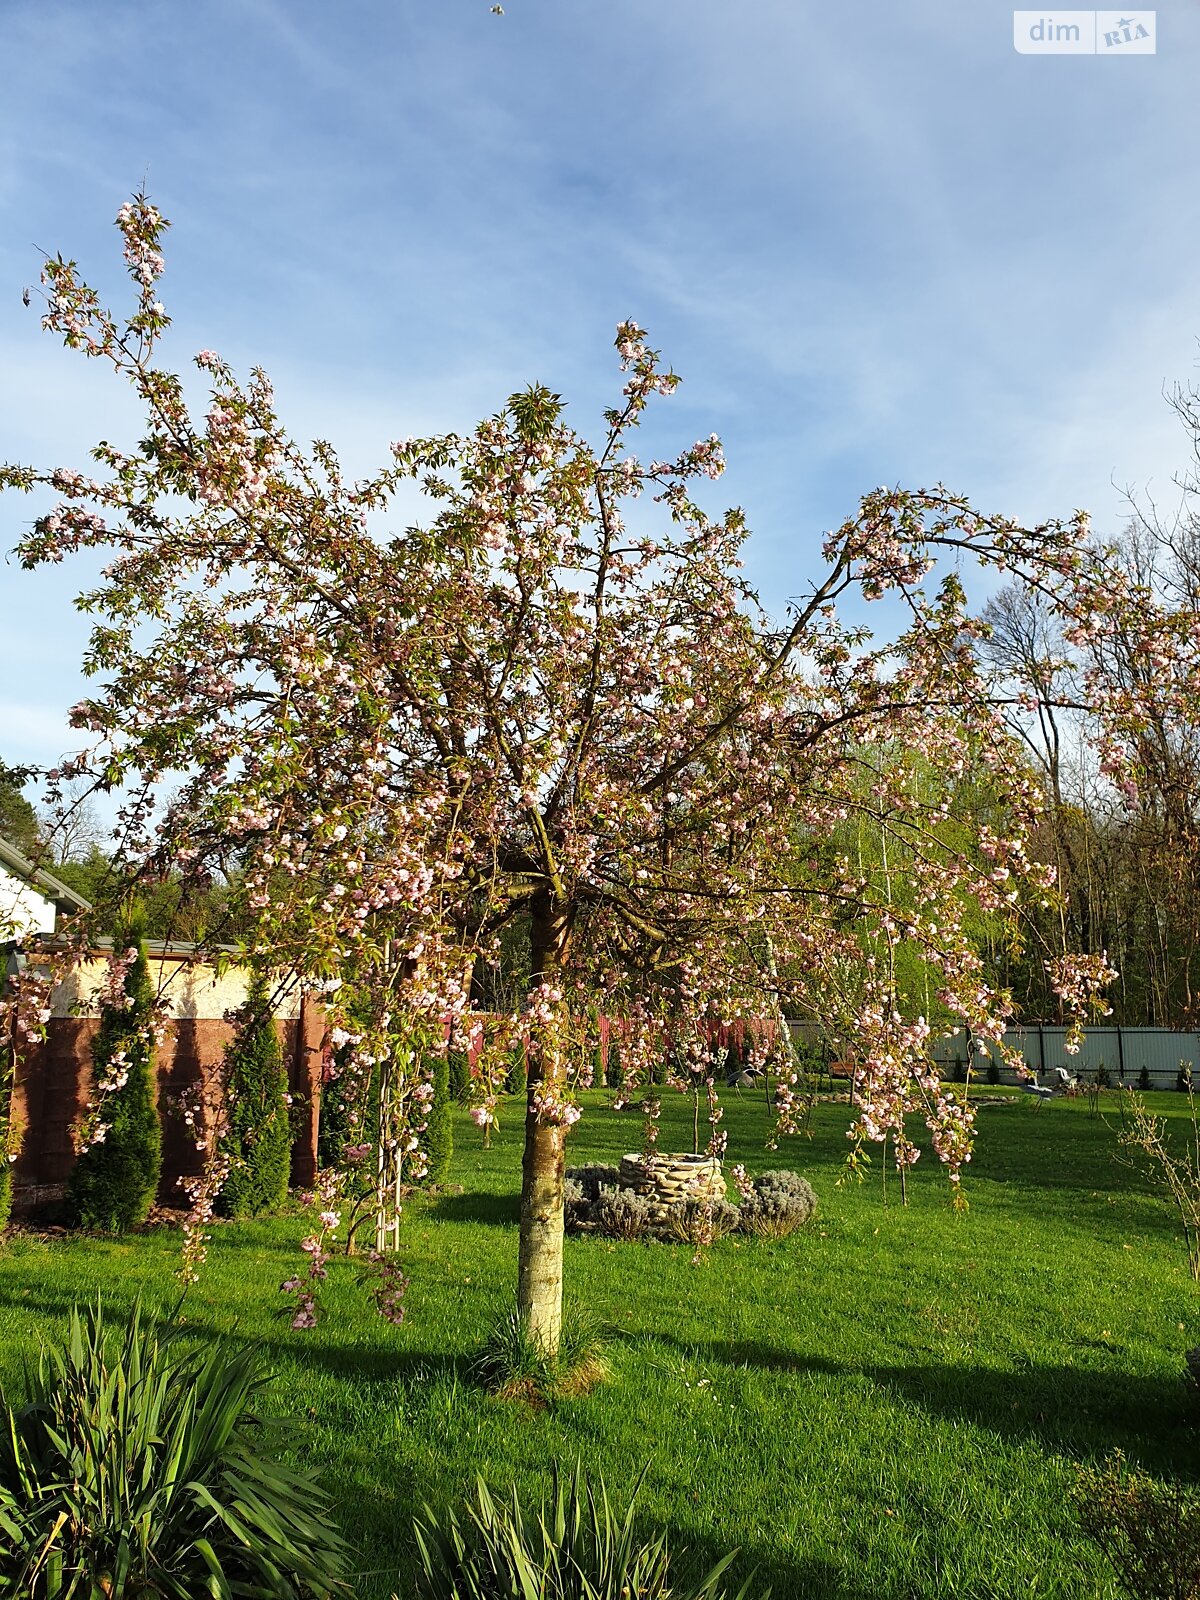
[[1, 0, 1198, 778]]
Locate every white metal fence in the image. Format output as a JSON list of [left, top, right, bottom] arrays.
[[787, 1021, 1200, 1089]]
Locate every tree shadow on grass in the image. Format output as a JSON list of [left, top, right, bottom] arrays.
[[662, 1525, 850, 1600], [871, 1354, 1195, 1476], [427, 1189, 520, 1226], [0, 1277, 479, 1393], [663, 1335, 1196, 1478]]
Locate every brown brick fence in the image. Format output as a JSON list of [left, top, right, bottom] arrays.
[[9, 993, 325, 1215]]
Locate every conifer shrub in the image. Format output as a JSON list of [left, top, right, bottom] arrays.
[[217, 972, 291, 1219], [423, 1049, 454, 1188], [604, 1045, 622, 1089], [504, 1044, 528, 1097], [0, 1056, 14, 1232], [448, 1049, 470, 1103], [67, 924, 162, 1233], [317, 1064, 353, 1169]]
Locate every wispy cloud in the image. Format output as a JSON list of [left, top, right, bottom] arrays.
[[1, 0, 1198, 766]]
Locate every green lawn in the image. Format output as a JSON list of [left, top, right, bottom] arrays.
[[1, 1088, 1196, 1600]]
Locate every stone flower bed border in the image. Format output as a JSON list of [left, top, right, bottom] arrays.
[[565, 1154, 816, 1244]]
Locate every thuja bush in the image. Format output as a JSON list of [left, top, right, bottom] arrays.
[[1075, 1453, 1200, 1600], [504, 1044, 528, 1097], [218, 972, 291, 1219], [317, 1065, 353, 1169], [0, 1066, 13, 1234], [0, 1301, 348, 1598], [423, 1049, 454, 1188], [67, 926, 162, 1233], [448, 1050, 470, 1104]]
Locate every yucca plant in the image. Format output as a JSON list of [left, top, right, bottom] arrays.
[[0, 1300, 348, 1598], [411, 1461, 762, 1600]]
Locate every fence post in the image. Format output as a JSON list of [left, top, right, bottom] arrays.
[[288, 993, 325, 1189]]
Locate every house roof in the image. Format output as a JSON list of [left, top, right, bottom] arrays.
[[0, 834, 92, 915]]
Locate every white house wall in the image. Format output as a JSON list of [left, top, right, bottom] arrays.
[[49, 957, 304, 1021], [0, 867, 57, 940]]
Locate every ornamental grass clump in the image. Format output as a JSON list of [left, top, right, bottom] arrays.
[[411, 1461, 759, 1600], [471, 1307, 610, 1403], [0, 1300, 348, 1598]]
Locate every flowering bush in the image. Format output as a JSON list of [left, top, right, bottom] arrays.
[[593, 1186, 657, 1241], [735, 1168, 817, 1239], [663, 1196, 741, 1246]]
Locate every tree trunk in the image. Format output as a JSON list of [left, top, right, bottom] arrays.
[[518, 890, 571, 1356], [518, 1104, 566, 1354]]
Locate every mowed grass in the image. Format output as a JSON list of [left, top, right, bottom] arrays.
[[2, 1088, 1198, 1599]]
